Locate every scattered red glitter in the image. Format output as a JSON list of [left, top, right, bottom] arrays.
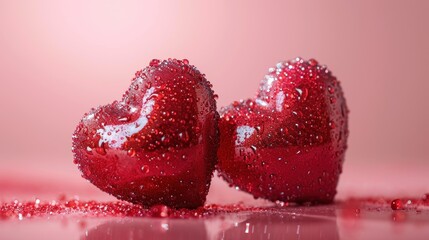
[[2, 195, 429, 221], [343, 196, 429, 211], [0, 198, 268, 221], [391, 199, 404, 210], [424, 193, 429, 202], [72, 59, 219, 209], [217, 57, 349, 204]]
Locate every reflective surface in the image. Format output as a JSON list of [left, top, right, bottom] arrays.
[[1, 161, 429, 240], [1, 202, 429, 240]]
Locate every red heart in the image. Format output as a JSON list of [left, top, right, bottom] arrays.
[[217, 58, 349, 203], [72, 59, 219, 208]]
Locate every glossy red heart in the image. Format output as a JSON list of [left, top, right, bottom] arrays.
[[72, 59, 219, 208], [217, 58, 349, 204]]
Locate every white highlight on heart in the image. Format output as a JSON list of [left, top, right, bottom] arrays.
[[97, 87, 155, 148], [236, 125, 256, 145], [276, 91, 285, 112]]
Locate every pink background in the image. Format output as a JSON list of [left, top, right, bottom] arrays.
[[0, 0, 428, 201]]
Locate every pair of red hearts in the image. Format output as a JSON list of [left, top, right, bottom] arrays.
[[72, 58, 348, 209]]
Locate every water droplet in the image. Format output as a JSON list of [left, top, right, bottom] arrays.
[[250, 145, 257, 154], [391, 199, 404, 210], [161, 135, 171, 144], [86, 146, 92, 153], [308, 59, 318, 66], [298, 88, 309, 101], [149, 59, 161, 67], [141, 165, 149, 173], [127, 149, 136, 157], [179, 131, 190, 143], [95, 143, 106, 155]]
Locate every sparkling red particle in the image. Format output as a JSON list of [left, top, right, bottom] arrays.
[[391, 199, 404, 210], [0, 198, 271, 221]]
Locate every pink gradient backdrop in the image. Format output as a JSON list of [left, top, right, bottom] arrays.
[[0, 0, 428, 201]]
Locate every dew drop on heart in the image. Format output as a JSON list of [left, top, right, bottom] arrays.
[[250, 145, 257, 154], [86, 146, 92, 153], [179, 131, 190, 143], [141, 165, 149, 173], [127, 149, 136, 157], [95, 146, 106, 155], [308, 58, 318, 66], [161, 135, 171, 144], [149, 59, 161, 67]]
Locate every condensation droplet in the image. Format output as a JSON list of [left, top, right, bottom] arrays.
[[141, 165, 149, 173], [250, 145, 257, 154], [127, 149, 136, 157]]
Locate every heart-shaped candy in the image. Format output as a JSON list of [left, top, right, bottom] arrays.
[[72, 59, 219, 208], [217, 58, 349, 203]]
